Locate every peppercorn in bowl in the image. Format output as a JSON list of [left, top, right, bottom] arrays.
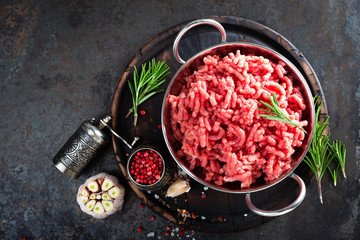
[[127, 146, 172, 191]]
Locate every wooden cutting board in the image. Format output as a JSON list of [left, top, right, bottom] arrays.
[[110, 16, 328, 232]]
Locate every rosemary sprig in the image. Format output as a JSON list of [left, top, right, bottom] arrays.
[[303, 96, 335, 204], [126, 58, 170, 127], [328, 164, 339, 186], [258, 93, 306, 133], [328, 140, 347, 179]]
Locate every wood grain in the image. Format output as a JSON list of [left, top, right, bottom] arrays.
[[110, 16, 328, 232]]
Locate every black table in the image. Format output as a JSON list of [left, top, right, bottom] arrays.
[[1, 1, 359, 239]]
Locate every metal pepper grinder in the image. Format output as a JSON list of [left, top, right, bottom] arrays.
[[53, 115, 139, 179]]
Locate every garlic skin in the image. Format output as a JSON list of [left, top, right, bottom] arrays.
[[165, 180, 191, 198], [77, 172, 125, 219]]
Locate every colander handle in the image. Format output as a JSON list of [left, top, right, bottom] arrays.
[[245, 173, 306, 217], [173, 19, 226, 64]]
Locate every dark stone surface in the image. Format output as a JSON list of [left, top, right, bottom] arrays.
[[0, 0, 359, 239]]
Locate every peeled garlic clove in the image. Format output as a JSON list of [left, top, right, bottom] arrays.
[[102, 200, 114, 212], [166, 180, 191, 198], [101, 179, 114, 191], [85, 200, 96, 211], [93, 201, 105, 215], [77, 172, 125, 219], [87, 180, 100, 192]]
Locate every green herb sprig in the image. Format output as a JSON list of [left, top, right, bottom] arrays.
[[258, 93, 306, 133], [259, 94, 347, 203], [328, 164, 339, 186], [303, 97, 335, 204], [126, 58, 170, 127], [328, 140, 347, 179]]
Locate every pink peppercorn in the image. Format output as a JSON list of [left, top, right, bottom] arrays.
[[130, 149, 163, 185]]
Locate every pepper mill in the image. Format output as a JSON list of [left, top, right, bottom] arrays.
[[53, 115, 139, 179]]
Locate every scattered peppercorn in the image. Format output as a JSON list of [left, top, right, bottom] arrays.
[[157, 124, 162, 130], [151, 215, 155, 221], [201, 193, 206, 198], [139, 202, 144, 208], [191, 212, 198, 219], [137, 227, 143, 232], [140, 110, 146, 115]]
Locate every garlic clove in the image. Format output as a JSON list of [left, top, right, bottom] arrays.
[[89, 193, 97, 200], [102, 192, 110, 200], [101, 179, 114, 191], [85, 200, 96, 211], [165, 180, 191, 198], [80, 187, 90, 197], [87, 180, 100, 192], [102, 200, 114, 212], [79, 195, 88, 204], [108, 186, 122, 199], [93, 201, 105, 215]]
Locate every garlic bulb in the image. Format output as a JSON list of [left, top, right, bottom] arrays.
[[77, 172, 125, 219], [165, 180, 191, 198]]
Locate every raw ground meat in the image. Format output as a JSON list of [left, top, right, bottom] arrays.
[[168, 50, 308, 188]]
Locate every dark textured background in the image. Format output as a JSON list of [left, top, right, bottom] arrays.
[[0, 0, 359, 239]]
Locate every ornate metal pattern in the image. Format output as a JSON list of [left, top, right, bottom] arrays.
[[59, 128, 101, 173], [53, 121, 107, 177]]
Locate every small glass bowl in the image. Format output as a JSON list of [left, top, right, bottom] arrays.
[[126, 145, 172, 191]]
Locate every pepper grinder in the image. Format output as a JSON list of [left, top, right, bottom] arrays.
[[53, 115, 139, 179]]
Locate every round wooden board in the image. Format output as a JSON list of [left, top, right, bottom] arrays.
[[110, 16, 328, 232]]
